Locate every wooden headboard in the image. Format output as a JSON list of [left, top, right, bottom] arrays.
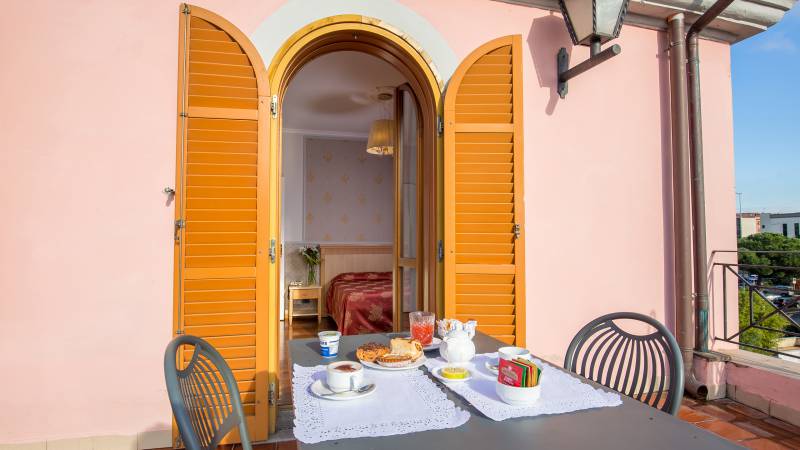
[[319, 244, 392, 317]]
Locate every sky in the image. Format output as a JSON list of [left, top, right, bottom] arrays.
[[731, 4, 800, 213]]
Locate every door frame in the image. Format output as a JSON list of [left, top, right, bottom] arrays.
[[267, 15, 444, 350]]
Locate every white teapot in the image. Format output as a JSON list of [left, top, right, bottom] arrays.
[[439, 329, 476, 365]]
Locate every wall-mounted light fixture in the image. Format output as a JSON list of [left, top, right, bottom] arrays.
[[557, 0, 630, 98]]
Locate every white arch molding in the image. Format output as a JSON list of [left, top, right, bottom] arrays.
[[249, 0, 459, 83]]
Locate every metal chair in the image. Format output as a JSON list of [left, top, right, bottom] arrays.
[[564, 312, 684, 415], [164, 335, 252, 450]]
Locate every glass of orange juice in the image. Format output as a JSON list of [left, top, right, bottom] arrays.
[[409, 311, 435, 345]]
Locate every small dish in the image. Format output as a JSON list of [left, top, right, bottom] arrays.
[[423, 337, 442, 351], [431, 366, 473, 383], [309, 379, 376, 401], [485, 357, 499, 375]]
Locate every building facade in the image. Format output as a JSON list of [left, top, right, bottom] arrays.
[[761, 212, 800, 238], [1, 0, 795, 447]]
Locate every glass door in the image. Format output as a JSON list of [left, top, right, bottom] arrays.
[[394, 84, 423, 331]]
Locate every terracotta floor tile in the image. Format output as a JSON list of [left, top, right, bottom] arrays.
[[679, 405, 715, 423], [741, 438, 791, 450], [765, 418, 800, 436], [780, 437, 800, 450], [735, 421, 778, 438], [728, 402, 770, 420], [697, 404, 739, 422], [697, 420, 758, 441]]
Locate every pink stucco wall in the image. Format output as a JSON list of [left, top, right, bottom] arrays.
[[0, 0, 736, 444]]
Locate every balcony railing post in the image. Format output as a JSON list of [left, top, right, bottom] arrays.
[[722, 264, 727, 339]]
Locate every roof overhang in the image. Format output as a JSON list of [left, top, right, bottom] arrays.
[[496, 0, 797, 43]]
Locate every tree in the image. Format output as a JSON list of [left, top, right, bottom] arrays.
[[738, 233, 800, 285], [738, 288, 789, 355]]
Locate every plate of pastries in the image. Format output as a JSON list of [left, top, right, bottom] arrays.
[[356, 337, 426, 370]]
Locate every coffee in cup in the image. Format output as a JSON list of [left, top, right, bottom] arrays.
[[326, 361, 364, 392]]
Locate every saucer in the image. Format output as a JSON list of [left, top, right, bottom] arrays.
[[423, 337, 442, 351], [485, 357, 499, 375], [432, 366, 473, 383], [309, 379, 376, 401]]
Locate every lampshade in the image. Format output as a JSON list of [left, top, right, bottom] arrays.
[[559, 0, 629, 46], [366, 119, 395, 156]]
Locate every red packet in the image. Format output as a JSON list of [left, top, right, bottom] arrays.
[[498, 358, 525, 387]]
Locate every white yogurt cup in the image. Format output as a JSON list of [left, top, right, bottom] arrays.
[[318, 331, 342, 358]]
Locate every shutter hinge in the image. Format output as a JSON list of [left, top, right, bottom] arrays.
[[174, 219, 185, 243], [181, 4, 190, 15], [437, 116, 444, 136], [268, 381, 276, 406], [269, 239, 276, 263], [270, 95, 278, 119], [179, 111, 188, 118], [513, 224, 521, 239], [174, 434, 184, 449], [175, 330, 184, 335], [437, 240, 444, 262]]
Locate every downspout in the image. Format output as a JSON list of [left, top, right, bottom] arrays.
[[686, 0, 736, 354], [666, 13, 707, 398]]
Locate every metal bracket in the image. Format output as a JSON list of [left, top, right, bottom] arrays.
[[556, 48, 570, 99], [270, 95, 278, 118], [163, 187, 175, 195], [437, 240, 444, 262], [269, 239, 276, 263], [268, 381, 276, 406], [437, 116, 444, 136], [557, 44, 621, 99], [174, 219, 185, 243]]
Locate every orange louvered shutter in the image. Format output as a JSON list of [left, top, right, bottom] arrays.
[[444, 36, 526, 346], [173, 4, 270, 443]]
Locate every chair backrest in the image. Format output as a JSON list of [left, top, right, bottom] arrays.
[[164, 335, 252, 450], [564, 312, 684, 415]]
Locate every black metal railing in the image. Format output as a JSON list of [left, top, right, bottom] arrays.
[[712, 250, 800, 360]]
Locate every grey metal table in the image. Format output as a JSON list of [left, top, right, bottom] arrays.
[[289, 332, 738, 450]]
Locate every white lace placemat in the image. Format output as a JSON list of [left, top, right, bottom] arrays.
[[424, 353, 622, 421], [293, 364, 470, 443]]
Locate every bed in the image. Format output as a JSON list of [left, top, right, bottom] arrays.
[[325, 272, 393, 335], [319, 244, 394, 335]]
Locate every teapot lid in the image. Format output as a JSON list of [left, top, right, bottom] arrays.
[[446, 329, 469, 340]]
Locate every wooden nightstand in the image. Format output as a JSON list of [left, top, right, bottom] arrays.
[[287, 285, 322, 326]]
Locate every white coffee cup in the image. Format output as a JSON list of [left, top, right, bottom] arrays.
[[498, 346, 533, 361], [326, 361, 364, 392]]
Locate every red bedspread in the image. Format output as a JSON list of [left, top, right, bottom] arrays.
[[326, 272, 393, 335]]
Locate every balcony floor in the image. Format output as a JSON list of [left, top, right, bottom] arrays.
[[680, 397, 800, 449]]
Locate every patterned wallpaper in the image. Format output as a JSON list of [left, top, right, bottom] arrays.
[[304, 137, 394, 242]]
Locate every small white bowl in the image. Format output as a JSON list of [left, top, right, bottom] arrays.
[[495, 381, 541, 406]]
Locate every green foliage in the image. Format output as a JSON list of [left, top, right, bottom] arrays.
[[299, 245, 321, 267], [738, 288, 789, 355], [737, 233, 800, 285]]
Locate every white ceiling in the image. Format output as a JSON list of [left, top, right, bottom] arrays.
[[282, 51, 407, 134]]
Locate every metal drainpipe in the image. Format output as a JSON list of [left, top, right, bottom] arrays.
[[667, 13, 708, 399], [686, 0, 736, 354]]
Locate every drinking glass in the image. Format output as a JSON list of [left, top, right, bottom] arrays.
[[409, 311, 435, 345]]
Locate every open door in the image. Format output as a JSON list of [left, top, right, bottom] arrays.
[[173, 4, 271, 444], [443, 36, 526, 346], [394, 84, 424, 330]]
